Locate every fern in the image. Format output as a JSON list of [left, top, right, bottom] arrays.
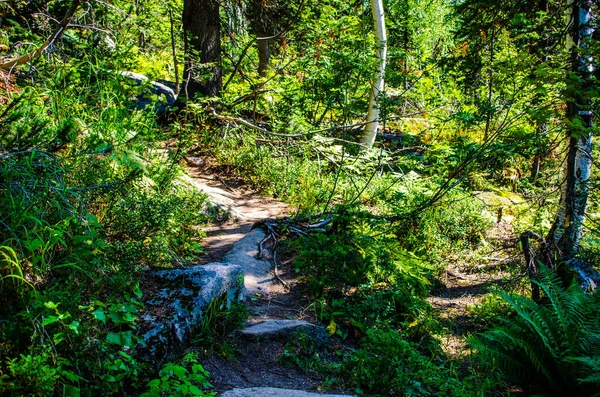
[[469, 267, 600, 396]]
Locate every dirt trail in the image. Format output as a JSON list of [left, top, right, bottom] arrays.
[[185, 156, 347, 395], [427, 224, 520, 358], [185, 156, 290, 263]]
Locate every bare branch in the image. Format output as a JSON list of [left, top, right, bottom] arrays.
[[0, 0, 81, 71]]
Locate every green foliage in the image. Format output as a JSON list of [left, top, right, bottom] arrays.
[[0, 31, 209, 396], [0, 351, 78, 397], [291, 207, 437, 350], [193, 298, 248, 358], [467, 293, 514, 329], [280, 332, 335, 374], [294, 208, 431, 298], [102, 185, 207, 267], [393, 190, 492, 263], [141, 353, 215, 397], [341, 328, 465, 396], [469, 268, 600, 395]]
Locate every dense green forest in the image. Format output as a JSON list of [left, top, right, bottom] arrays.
[[1, 0, 599, 395]]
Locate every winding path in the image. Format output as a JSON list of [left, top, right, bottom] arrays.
[[185, 156, 354, 396]]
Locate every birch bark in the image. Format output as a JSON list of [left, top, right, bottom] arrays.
[[361, 0, 388, 149], [547, 0, 594, 265]]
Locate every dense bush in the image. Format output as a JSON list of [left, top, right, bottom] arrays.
[[342, 328, 464, 396], [392, 190, 491, 263], [0, 61, 210, 396], [470, 268, 600, 395]]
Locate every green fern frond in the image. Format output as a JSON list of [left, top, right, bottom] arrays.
[[469, 268, 600, 395]]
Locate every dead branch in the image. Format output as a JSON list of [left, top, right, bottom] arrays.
[[520, 230, 553, 302], [0, 1, 81, 71]]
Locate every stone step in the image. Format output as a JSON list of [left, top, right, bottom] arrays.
[[240, 319, 324, 340], [221, 387, 354, 397]]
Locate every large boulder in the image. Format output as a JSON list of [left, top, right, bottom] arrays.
[[119, 71, 177, 113], [139, 263, 245, 365]]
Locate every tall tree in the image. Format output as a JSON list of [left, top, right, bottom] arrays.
[[547, 0, 595, 266], [182, 0, 222, 99], [362, 0, 388, 149]]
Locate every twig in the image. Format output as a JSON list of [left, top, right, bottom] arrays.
[[0, 1, 81, 71], [272, 247, 290, 290]]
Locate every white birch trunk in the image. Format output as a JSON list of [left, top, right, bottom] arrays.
[[361, 0, 387, 149], [547, 1, 599, 289]]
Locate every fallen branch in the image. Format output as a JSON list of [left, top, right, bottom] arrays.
[[272, 248, 290, 290], [0, 1, 81, 71], [209, 108, 310, 138]]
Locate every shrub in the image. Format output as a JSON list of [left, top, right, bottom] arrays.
[[394, 191, 491, 262], [342, 328, 464, 396], [469, 268, 600, 395]]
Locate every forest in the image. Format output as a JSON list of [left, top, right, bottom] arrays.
[[0, 0, 599, 396]]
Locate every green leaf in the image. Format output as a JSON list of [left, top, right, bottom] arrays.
[[108, 312, 123, 324], [42, 315, 60, 326], [62, 370, 83, 382], [63, 384, 80, 397], [106, 333, 122, 345], [53, 332, 65, 345], [44, 301, 59, 310], [28, 239, 44, 251], [92, 308, 106, 325], [67, 321, 80, 334], [189, 385, 203, 395]]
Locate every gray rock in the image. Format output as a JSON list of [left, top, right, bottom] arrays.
[[240, 320, 324, 340], [221, 387, 354, 397], [567, 259, 600, 292], [119, 71, 177, 113], [222, 229, 274, 295], [139, 263, 245, 365]]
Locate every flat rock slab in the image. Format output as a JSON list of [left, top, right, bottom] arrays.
[[139, 263, 245, 365], [221, 387, 354, 397], [222, 228, 274, 295], [240, 320, 323, 340]]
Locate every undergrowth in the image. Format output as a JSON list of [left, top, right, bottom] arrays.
[[0, 57, 213, 396]]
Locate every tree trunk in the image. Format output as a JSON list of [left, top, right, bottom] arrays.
[[361, 0, 388, 149], [182, 0, 222, 99], [547, 0, 595, 277], [483, 28, 495, 142], [169, 8, 180, 96], [257, 38, 270, 78]]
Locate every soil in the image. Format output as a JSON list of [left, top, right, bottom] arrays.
[[427, 222, 522, 359]]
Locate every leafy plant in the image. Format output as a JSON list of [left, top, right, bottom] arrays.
[[341, 327, 464, 396], [193, 298, 247, 358], [141, 353, 215, 397], [469, 268, 600, 395]]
